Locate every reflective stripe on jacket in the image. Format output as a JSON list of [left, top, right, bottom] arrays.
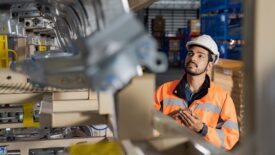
[[154, 79, 240, 150]]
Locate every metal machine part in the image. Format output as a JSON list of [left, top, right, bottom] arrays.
[[15, 53, 89, 89], [0, 137, 105, 155], [0, 125, 107, 142], [0, 104, 37, 125], [12, 0, 167, 92], [81, 13, 167, 91], [0, 106, 24, 123], [29, 147, 66, 155], [151, 112, 228, 155], [0, 4, 26, 37], [0, 102, 40, 125]]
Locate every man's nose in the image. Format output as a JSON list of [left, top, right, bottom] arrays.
[[189, 54, 198, 62]]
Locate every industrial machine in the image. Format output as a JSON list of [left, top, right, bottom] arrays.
[[0, 0, 228, 155]]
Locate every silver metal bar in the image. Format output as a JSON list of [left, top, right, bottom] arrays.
[[153, 111, 228, 155]]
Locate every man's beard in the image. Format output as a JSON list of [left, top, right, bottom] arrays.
[[184, 61, 208, 76]]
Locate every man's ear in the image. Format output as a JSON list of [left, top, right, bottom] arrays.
[[207, 61, 214, 71]]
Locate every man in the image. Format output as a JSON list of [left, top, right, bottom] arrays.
[[154, 35, 239, 150]]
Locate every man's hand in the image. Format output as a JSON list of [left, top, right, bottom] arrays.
[[168, 109, 182, 125], [177, 110, 204, 133], [168, 109, 180, 118]]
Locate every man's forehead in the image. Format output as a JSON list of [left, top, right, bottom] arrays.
[[189, 46, 209, 54]]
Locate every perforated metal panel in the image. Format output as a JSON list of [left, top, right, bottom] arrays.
[[148, 9, 198, 35]]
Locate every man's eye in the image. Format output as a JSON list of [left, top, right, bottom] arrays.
[[188, 52, 193, 56], [198, 54, 204, 58]]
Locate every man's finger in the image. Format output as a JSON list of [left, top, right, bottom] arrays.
[[192, 112, 200, 119], [171, 113, 180, 120], [182, 111, 196, 124], [168, 109, 180, 117], [178, 114, 190, 126], [179, 111, 193, 126], [177, 112, 189, 126]]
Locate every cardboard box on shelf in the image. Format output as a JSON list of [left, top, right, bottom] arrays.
[[151, 15, 165, 32], [152, 22, 165, 32], [152, 31, 164, 38], [189, 19, 200, 35], [169, 39, 180, 52], [128, 0, 156, 11], [213, 58, 244, 133]]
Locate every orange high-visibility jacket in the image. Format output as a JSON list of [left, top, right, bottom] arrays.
[[154, 76, 239, 150]]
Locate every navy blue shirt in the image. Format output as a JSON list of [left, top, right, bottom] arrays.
[[182, 77, 208, 136], [184, 84, 193, 106]]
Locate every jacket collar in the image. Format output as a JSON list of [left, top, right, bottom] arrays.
[[173, 74, 210, 102]]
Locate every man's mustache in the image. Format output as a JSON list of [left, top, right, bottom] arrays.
[[186, 61, 198, 67]]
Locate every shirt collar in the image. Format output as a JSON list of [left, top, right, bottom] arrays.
[[173, 74, 210, 101]]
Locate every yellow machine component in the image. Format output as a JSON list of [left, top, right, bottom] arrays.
[[23, 102, 40, 128], [0, 35, 9, 68], [38, 45, 47, 52], [70, 142, 123, 155], [8, 49, 18, 62]]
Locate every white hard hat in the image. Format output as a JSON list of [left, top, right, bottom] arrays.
[[186, 34, 219, 64]]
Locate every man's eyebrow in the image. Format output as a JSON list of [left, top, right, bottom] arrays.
[[189, 50, 207, 55], [197, 51, 207, 55]]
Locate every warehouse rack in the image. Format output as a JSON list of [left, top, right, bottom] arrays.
[[200, 0, 243, 60], [201, 11, 242, 40], [156, 31, 192, 68], [201, 0, 242, 13], [217, 42, 242, 60]]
